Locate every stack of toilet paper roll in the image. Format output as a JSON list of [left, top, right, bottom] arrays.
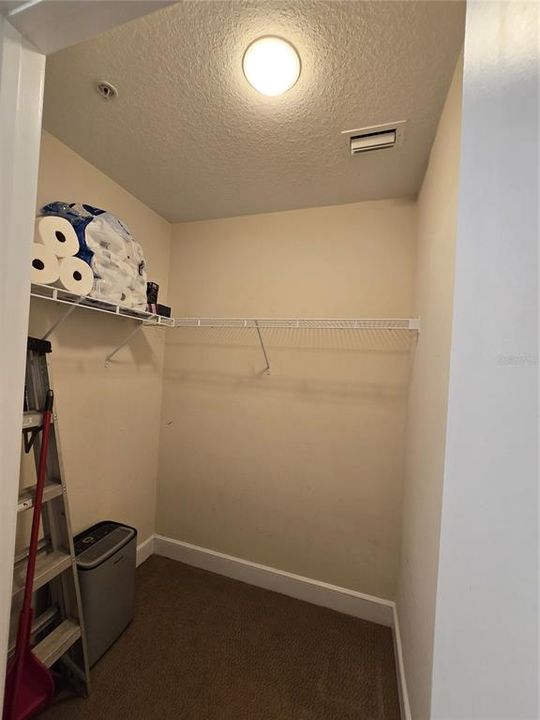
[[32, 216, 94, 295], [78, 208, 147, 310]]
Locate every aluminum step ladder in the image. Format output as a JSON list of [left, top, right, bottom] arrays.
[[8, 337, 90, 695]]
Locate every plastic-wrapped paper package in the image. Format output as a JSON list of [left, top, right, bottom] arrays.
[[128, 287, 147, 311], [126, 278, 147, 310], [120, 288, 134, 307], [124, 238, 147, 309], [92, 255, 135, 286], [83, 213, 130, 260], [84, 210, 147, 309], [92, 279, 123, 304], [40, 202, 148, 309]]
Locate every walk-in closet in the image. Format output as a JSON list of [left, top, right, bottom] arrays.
[[2, 2, 538, 720]]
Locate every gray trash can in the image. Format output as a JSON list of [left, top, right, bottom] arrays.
[[74, 521, 137, 666]]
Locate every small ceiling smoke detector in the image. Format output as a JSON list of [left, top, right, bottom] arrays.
[[96, 81, 118, 101], [342, 121, 406, 156]]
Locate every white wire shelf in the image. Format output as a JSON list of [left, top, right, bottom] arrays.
[[30, 282, 173, 367], [30, 282, 419, 372], [173, 317, 420, 330], [30, 282, 174, 327]]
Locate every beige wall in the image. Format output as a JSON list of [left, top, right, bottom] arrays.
[[157, 199, 417, 599], [396, 57, 463, 718], [24, 131, 171, 546]]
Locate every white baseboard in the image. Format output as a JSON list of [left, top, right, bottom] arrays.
[[136, 535, 154, 567], [392, 605, 412, 720], [153, 534, 394, 627]]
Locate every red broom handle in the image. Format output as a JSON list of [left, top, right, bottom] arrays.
[[6, 391, 55, 720]]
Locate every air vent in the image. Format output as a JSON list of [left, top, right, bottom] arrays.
[[350, 130, 396, 154], [342, 121, 406, 157]]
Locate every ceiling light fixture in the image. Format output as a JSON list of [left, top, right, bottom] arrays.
[[242, 36, 301, 97]]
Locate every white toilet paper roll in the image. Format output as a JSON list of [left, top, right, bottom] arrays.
[[35, 216, 79, 258], [56, 257, 93, 295], [31, 243, 60, 285]]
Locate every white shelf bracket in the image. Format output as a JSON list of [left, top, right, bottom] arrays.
[[254, 320, 271, 375], [104, 323, 144, 368], [42, 296, 84, 340]]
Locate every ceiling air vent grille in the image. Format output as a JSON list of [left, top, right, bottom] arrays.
[[350, 130, 396, 154], [342, 121, 406, 157]]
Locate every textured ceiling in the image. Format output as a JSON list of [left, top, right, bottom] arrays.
[[43, 1, 465, 223]]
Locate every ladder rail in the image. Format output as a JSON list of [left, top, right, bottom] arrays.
[[41, 353, 90, 694], [14, 339, 91, 697]]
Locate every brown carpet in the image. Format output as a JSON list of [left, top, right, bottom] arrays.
[[40, 555, 401, 720]]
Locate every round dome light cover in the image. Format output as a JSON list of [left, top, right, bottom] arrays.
[[243, 36, 301, 96]]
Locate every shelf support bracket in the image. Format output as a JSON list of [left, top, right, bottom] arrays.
[[42, 296, 84, 340], [104, 323, 144, 368], [254, 320, 271, 375]]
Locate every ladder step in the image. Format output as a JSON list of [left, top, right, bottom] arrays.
[[22, 411, 54, 430], [12, 550, 72, 599], [33, 619, 81, 668], [8, 606, 59, 656], [17, 482, 63, 513]]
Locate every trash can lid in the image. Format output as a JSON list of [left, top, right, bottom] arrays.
[[75, 521, 137, 569]]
